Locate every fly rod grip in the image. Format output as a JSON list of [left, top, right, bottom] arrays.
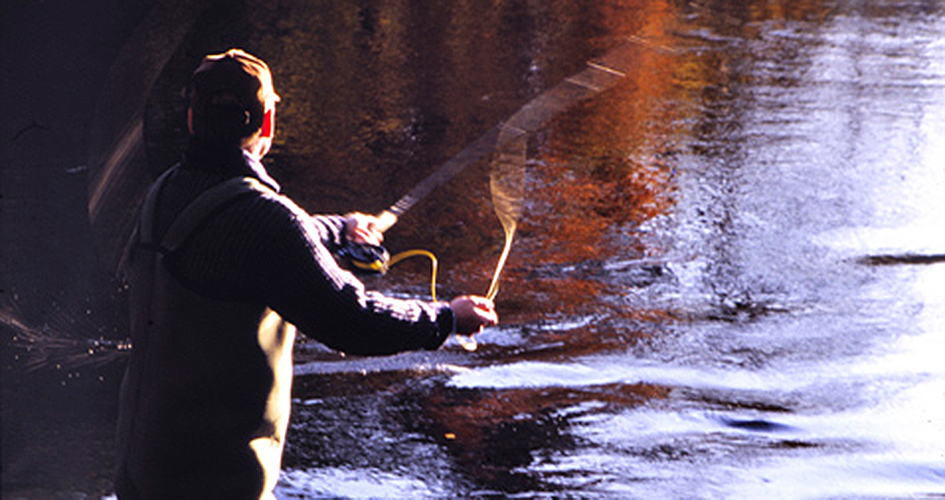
[[374, 210, 399, 233]]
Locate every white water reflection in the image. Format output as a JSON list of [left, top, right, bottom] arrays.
[[449, 355, 822, 394], [278, 467, 450, 499]]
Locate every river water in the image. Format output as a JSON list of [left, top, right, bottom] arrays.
[[3, 0, 944, 498], [269, 1, 945, 498]]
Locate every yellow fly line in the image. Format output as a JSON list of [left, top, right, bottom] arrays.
[[460, 123, 528, 352], [485, 124, 527, 301], [386, 249, 439, 300]]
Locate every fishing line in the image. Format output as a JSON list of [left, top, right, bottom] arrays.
[[485, 227, 514, 301], [386, 249, 439, 300], [485, 124, 527, 301]]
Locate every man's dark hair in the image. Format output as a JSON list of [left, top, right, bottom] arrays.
[[188, 49, 279, 144]]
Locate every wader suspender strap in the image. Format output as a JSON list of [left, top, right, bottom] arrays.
[[138, 171, 272, 254]]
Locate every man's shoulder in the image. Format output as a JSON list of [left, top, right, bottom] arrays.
[[236, 181, 308, 221], [161, 167, 301, 228], [207, 180, 324, 247]]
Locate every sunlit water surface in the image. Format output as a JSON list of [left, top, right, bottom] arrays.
[[278, 2, 945, 499]]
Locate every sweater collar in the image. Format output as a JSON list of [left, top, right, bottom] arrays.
[[182, 138, 281, 192]]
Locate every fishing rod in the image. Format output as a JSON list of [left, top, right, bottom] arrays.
[[340, 37, 642, 275]]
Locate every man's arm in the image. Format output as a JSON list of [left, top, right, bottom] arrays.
[[258, 197, 495, 355], [166, 189, 495, 355]]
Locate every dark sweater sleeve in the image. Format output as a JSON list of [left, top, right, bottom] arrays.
[[169, 189, 454, 356]]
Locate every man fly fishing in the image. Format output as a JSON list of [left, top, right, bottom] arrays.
[[114, 48, 498, 500]]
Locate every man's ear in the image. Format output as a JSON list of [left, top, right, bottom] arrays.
[[260, 108, 275, 138]]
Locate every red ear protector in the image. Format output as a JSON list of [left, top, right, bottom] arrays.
[[261, 109, 273, 138]]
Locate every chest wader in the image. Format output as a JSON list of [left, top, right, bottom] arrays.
[[116, 171, 295, 500]]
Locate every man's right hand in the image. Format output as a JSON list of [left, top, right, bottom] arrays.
[[342, 212, 386, 246], [450, 295, 498, 335]]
